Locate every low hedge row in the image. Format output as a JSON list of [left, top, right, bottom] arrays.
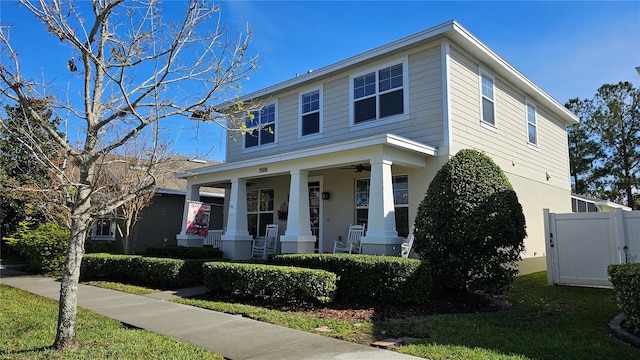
[[271, 254, 431, 305], [202, 262, 337, 304], [145, 246, 223, 259], [608, 263, 640, 331], [81, 253, 212, 289]]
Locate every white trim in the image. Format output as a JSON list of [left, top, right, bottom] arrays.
[[525, 98, 538, 147], [441, 41, 452, 148], [298, 86, 323, 139], [177, 133, 438, 179], [478, 68, 496, 128], [225, 20, 577, 126], [348, 57, 409, 127], [155, 188, 223, 198], [242, 101, 278, 151]]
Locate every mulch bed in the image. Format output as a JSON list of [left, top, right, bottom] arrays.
[[191, 290, 511, 322]]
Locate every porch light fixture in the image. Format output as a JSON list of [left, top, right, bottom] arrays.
[[322, 191, 330, 200]]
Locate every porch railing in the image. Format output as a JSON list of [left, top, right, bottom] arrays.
[[204, 229, 223, 248]]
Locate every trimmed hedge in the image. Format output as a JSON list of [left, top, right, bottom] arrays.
[[270, 254, 431, 305], [202, 262, 337, 304], [145, 246, 223, 259], [608, 263, 640, 331], [81, 253, 212, 289]]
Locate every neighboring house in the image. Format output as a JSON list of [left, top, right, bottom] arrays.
[[176, 20, 578, 274], [89, 156, 224, 253], [571, 194, 631, 213]]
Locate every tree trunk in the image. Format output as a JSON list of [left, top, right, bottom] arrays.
[[54, 187, 91, 350]]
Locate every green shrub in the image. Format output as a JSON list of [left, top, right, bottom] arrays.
[[4, 222, 69, 272], [81, 253, 212, 289], [202, 262, 337, 304], [271, 254, 431, 305], [608, 263, 640, 331], [414, 149, 526, 295], [145, 245, 223, 259]]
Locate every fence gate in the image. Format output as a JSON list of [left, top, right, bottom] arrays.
[[544, 209, 639, 288]]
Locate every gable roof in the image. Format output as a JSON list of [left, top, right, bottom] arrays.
[[237, 20, 578, 125]]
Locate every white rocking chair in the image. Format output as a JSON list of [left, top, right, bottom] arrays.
[[401, 224, 415, 258], [252, 224, 279, 259], [333, 224, 365, 254]]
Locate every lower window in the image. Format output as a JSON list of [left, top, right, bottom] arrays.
[[247, 189, 274, 237]]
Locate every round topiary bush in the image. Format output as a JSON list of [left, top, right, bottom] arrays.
[[414, 149, 526, 295]]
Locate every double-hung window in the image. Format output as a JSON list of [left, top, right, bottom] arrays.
[[352, 60, 407, 124], [300, 89, 321, 137], [245, 103, 276, 148], [354, 175, 409, 237], [526, 101, 538, 146], [480, 71, 495, 126]]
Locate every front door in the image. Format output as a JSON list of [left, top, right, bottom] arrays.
[[308, 180, 321, 252]]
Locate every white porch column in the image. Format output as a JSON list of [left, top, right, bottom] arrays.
[[361, 159, 403, 255], [221, 177, 253, 259], [177, 184, 204, 247], [280, 170, 316, 254]]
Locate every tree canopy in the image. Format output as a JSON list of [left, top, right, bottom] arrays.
[[565, 82, 640, 209], [0, 0, 257, 350]]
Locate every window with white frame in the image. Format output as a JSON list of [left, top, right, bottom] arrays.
[[245, 104, 276, 148], [91, 215, 116, 240], [526, 101, 537, 145], [354, 175, 409, 237], [352, 61, 407, 124], [480, 71, 495, 126], [246, 189, 274, 238], [300, 89, 321, 136]]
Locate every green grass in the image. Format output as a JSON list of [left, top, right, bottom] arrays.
[[82, 281, 161, 295], [176, 272, 639, 360], [0, 285, 223, 359]]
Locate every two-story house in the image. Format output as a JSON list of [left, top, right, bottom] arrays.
[[176, 20, 578, 274]]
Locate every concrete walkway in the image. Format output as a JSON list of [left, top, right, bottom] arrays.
[[1, 268, 421, 360]]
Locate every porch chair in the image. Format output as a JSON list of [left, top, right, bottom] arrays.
[[401, 224, 415, 258], [252, 224, 279, 259], [333, 224, 365, 254], [204, 229, 223, 248]]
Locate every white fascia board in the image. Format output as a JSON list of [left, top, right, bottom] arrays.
[[176, 133, 437, 179], [447, 23, 579, 125], [155, 188, 223, 198], [596, 201, 632, 211], [229, 20, 577, 126], [224, 21, 455, 105]]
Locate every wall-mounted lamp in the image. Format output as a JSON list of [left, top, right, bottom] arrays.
[[546, 172, 551, 181], [322, 191, 330, 200]]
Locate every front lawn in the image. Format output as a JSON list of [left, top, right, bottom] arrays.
[[175, 271, 638, 359], [0, 285, 223, 359]]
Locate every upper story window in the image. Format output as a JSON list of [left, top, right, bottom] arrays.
[[245, 103, 276, 148], [480, 71, 495, 126], [351, 59, 408, 125], [300, 88, 322, 137], [526, 101, 538, 146]]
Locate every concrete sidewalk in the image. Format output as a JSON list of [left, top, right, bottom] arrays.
[[1, 268, 421, 360]]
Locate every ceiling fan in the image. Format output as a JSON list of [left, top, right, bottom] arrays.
[[338, 164, 371, 173]]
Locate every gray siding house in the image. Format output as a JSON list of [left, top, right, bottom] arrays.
[[176, 21, 578, 274]]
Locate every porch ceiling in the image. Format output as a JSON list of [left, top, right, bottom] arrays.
[[176, 133, 438, 186]]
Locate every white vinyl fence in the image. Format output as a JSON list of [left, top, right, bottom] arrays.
[[544, 209, 640, 287]]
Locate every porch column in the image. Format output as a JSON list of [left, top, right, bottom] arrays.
[[361, 159, 403, 255], [177, 184, 204, 247], [220, 177, 253, 259], [280, 169, 316, 254]]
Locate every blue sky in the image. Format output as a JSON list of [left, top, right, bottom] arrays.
[[2, 1, 639, 161]]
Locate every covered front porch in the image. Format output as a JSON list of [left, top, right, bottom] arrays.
[[175, 134, 438, 260]]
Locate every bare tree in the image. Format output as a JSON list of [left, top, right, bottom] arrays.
[[0, 0, 257, 349]]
